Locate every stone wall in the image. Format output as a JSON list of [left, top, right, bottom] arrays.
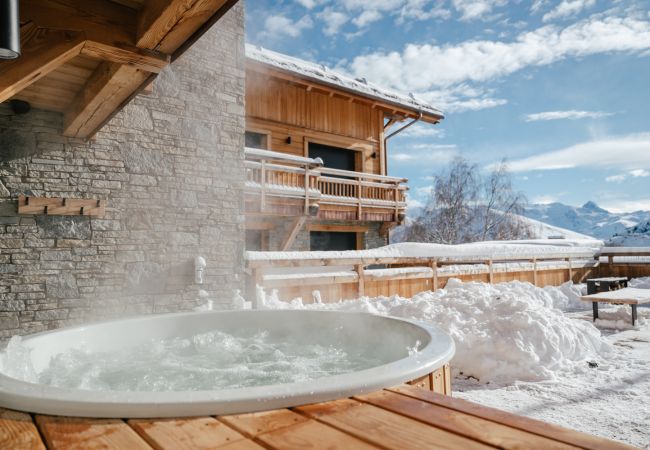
[[0, 4, 246, 338]]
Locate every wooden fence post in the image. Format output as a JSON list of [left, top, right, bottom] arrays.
[[430, 259, 438, 291], [566, 258, 573, 282], [532, 258, 538, 286], [488, 259, 494, 284], [356, 264, 365, 297]]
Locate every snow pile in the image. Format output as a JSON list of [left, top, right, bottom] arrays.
[[257, 279, 610, 384], [628, 276, 650, 289]]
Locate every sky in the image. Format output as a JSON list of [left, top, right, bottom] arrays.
[[245, 0, 650, 213]]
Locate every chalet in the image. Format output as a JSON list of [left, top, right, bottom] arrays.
[[244, 45, 444, 252]]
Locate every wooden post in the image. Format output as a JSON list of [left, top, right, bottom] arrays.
[[532, 258, 538, 286], [356, 264, 365, 297], [304, 167, 310, 215], [430, 259, 438, 291], [567, 257, 573, 282], [260, 159, 266, 213], [393, 184, 399, 221], [357, 178, 362, 220], [488, 259, 494, 284]]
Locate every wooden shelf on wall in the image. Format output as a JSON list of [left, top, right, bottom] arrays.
[[18, 195, 106, 217]]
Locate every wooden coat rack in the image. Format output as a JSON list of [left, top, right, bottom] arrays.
[[18, 195, 106, 216]]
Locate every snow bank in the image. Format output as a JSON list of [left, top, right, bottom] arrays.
[[257, 279, 610, 384], [629, 276, 650, 289]]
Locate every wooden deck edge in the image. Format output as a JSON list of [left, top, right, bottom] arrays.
[[387, 385, 638, 450]]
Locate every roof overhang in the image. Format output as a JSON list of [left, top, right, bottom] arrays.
[[0, 0, 239, 139]]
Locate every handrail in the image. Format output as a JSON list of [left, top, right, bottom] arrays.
[[245, 147, 323, 167], [319, 166, 408, 183]]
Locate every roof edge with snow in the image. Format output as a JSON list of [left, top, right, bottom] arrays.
[[245, 44, 444, 123]]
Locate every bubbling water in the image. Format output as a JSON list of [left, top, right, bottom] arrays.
[[0, 330, 387, 392]]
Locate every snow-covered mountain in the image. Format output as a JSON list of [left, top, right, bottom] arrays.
[[522, 201, 650, 240], [608, 220, 650, 246]]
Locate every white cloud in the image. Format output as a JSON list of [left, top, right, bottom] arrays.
[[530, 0, 549, 14], [263, 14, 313, 38], [406, 196, 425, 209], [394, 123, 446, 138], [390, 144, 458, 164], [317, 8, 349, 36], [532, 195, 560, 204], [524, 110, 615, 122], [605, 174, 627, 183], [505, 133, 650, 173], [605, 169, 650, 183], [397, 0, 451, 24], [353, 9, 383, 27], [599, 199, 650, 213], [543, 0, 596, 22], [345, 16, 650, 90], [452, 0, 508, 21]]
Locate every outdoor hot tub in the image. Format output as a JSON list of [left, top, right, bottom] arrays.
[[0, 310, 454, 418]]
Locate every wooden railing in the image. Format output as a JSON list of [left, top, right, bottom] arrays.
[[244, 148, 408, 219], [247, 249, 602, 304]]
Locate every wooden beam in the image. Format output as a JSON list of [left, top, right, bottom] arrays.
[[0, 27, 84, 103], [281, 216, 307, 251], [137, 0, 229, 53], [81, 41, 170, 73], [63, 62, 150, 138], [21, 0, 136, 45]]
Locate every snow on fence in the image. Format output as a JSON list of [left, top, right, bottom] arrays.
[[246, 242, 620, 303]]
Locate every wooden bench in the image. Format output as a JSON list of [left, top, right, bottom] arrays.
[[581, 287, 650, 326], [0, 385, 636, 450]]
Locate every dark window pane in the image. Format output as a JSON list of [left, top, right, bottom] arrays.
[[245, 131, 267, 149], [308, 142, 356, 173], [310, 231, 357, 251], [246, 230, 263, 251]]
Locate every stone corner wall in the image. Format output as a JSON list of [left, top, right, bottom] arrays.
[[0, 3, 246, 338]]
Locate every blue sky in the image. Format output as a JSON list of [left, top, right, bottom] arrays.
[[246, 0, 650, 213]]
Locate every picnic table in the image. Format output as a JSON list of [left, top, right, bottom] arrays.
[[581, 287, 650, 326]]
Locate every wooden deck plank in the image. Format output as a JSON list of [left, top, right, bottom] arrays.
[[0, 408, 46, 450], [254, 418, 380, 450], [388, 385, 638, 450], [296, 398, 494, 450], [219, 409, 308, 438], [35, 415, 152, 450], [357, 390, 580, 450], [129, 417, 247, 450]]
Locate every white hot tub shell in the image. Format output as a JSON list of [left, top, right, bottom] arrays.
[[0, 310, 455, 418]]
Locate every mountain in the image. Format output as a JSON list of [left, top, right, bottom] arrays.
[[522, 201, 650, 240], [608, 220, 650, 246]]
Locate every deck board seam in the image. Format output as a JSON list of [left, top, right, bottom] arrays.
[[351, 395, 503, 450], [29, 413, 49, 450], [293, 400, 446, 450], [386, 387, 635, 450]]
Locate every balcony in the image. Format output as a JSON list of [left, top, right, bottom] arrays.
[[245, 148, 408, 222]]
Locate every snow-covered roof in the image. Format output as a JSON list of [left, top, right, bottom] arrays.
[[245, 44, 444, 122]]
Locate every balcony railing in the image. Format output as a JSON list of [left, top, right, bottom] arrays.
[[245, 148, 408, 221]]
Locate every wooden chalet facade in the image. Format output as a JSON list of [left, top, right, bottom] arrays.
[[244, 45, 444, 251]]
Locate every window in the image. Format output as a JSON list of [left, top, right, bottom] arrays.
[[308, 142, 357, 172], [245, 229, 268, 251], [310, 231, 357, 251], [245, 131, 268, 149]]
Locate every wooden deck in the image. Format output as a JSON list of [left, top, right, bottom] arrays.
[[0, 385, 636, 450]]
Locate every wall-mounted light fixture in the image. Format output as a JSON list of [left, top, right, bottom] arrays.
[[370, 151, 378, 159], [0, 0, 21, 60], [286, 136, 292, 144]]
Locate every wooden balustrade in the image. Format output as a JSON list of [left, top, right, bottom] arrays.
[[244, 148, 408, 219]]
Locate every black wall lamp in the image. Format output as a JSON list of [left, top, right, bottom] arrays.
[[0, 0, 21, 59]]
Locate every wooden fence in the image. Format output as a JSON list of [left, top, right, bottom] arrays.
[[246, 248, 650, 304]]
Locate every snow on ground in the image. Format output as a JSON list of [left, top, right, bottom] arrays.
[[257, 278, 650, 448]]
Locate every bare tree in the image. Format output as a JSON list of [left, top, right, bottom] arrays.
[[405, 157, 530, 244]]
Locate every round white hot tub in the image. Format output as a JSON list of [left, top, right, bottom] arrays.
[[0, 310, 454, 418]]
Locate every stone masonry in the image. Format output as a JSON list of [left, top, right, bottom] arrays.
[[0, 4, 246, 338]]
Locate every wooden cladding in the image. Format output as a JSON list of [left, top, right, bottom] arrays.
[[18, 195, 106, 216], [246, 72, 384, 144]]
